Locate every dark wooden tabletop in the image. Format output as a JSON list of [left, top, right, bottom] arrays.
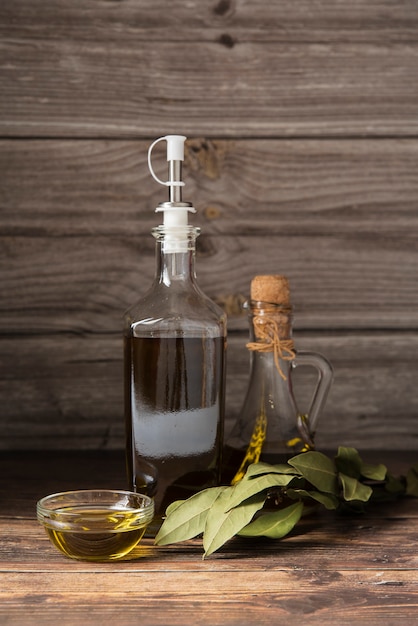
[[1, 450, 418, 625]]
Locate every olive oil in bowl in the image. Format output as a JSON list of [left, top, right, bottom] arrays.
[[37, 490, 154, 562]]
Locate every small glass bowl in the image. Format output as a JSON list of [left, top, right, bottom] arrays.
[[37, 489, 154, 562]]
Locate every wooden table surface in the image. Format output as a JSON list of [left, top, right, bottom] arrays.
[[1, 450, 418, 625]]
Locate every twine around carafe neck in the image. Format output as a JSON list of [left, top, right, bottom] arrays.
[[245, 275, 296, 380], [246, 308, 295, 380]]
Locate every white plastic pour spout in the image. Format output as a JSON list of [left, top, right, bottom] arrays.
[[148, 135, 196, 228]]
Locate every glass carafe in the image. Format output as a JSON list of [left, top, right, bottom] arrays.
[[224, 275, 333, 484]]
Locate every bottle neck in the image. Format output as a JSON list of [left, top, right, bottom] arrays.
[[152, 225, 199, 287], [246, 301, 295, 380], [247, 301, 293, 342]]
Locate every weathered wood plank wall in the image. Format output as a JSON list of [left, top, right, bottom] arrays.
[[1, 0, 417, 451]]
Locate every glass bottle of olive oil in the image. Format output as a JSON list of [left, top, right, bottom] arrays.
[[124, 136, 226, 527]]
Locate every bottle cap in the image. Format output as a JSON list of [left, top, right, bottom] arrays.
[[148, 135, 196, 227], [148, 135, 197, 252]]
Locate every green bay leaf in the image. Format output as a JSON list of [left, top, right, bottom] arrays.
[[203, 489, 266, 557], [361, 462, 387, 481], [336, 446, 387, 481], [385, 472, 406, 495], [238, 501, 304, 539], [288, 451, 338, 495], [335, 446, 362, 478], [406, 464, 418, 497], [243, 462, 300, 480], [154, 486, 226, 546], [165, 499, 186, 516], [287, 488, 339, 510], [339, 472, 373, 502], [223, 473, 302, 512]]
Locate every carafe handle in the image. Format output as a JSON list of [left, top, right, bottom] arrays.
[[292, 351, 333, 442]]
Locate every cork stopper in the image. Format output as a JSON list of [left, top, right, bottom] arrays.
[[250, 275, 291, 306]]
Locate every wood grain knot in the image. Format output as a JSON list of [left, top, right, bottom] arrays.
[[204, 206, 222, 220], [185, 139, 228, 180], [213, 0, 232, 16], [219, 33, 235, 48]]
